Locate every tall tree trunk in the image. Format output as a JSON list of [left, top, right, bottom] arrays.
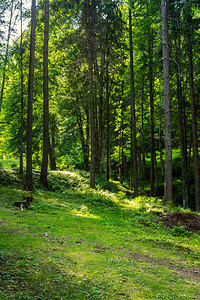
[[161, 0, 172, 203], [149, 32, 155, 197], [119, 92, 124, 184], [188, 42, 200, 211], [86, 0, 95, 188], [0, 0, 14, 111], [141, 73, 145, 194], [175, 36, 188, 208], [19, 0, 24, 175], [49, 115, 57, 170], [95, 53, 104, 174], [106, 50, 111, 181], [158, 75, 164, 177], [129, 9, 138, 196], [40, 0, 50, 187], [26, 0, 36, 191]]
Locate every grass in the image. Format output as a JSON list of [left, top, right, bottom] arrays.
[[0, 168, 199, 299]]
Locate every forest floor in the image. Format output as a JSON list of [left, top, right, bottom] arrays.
[[0, 168, 200, 299]]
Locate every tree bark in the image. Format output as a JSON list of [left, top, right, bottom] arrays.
[[188, 42, 200, 211], [40, 0, 50, 187], [19, 0, 24, 175], [49, 115, 57, 170], [149, 32, 155, 197], [95, 53, 104, 174], [86, 0, 95, 188], [141, 73, 145, 194], [106, 50, 111, 181], [26, 0, 36, 191], [161, 0, 172, 203], [129, 9, 138, 196]]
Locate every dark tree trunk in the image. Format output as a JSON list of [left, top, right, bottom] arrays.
[[129, 9, 138, 196], [188, 43, 200, 211], [106, 51, 111, 181], [174, 35, 188, 208], [19, 0, 24, 175], [149, 33, 155, 197], [26, 0, 36, 191], [95, 53, 105, 174], [161, 0, 172, 203], [158, 76, 164, 177], [85, 0, 96, 188], [141, 73, 146, 193], [40, 0, 50, 187], [49, 116, 57, 170]]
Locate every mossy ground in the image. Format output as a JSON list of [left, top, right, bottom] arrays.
[[0, 169, 199, 299]]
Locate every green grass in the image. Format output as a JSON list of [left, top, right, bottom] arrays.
[[0, 169, 199, 299]]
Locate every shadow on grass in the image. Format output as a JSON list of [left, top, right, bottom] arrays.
[[0, 253, 108, 299]]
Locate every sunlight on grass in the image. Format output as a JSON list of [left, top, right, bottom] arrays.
[[71, 204, 101, 219]]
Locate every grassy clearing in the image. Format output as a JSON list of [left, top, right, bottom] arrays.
[[0, 169, 199, 299]]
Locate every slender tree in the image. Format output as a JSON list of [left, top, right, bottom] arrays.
[[149, 31, 155, 196], [106, 44, 111, 181], [26, 0, 36, 190], [129, 8, 138, 196], [40, 0, 50, 187], [19, 0, 24, 175], [161, 0, 172, 203], [84, 0, 96, 188], [188, 41, 200, 211]]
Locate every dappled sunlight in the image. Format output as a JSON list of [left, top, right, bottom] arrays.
[[122, 196, 164, 211], [70, 204, 101, 219]]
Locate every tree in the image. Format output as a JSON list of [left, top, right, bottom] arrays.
[[26, 0, 36, 190], [129, 8, 138, 196], [161, 0, 172, 203], [40, 0, 50, 187], [84, 0, 96, 189], [19, 0, 24, 175]]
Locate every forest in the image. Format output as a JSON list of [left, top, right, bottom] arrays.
[[0, 1, 200, 298], [0, 0, 200, 211]]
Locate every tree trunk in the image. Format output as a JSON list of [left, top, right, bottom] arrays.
[[26, 0, 36, 191], [149, 32, 155, 197], [19, 0, 24, 175], [40, 0, 50, 187], [106, 50, 111, 181], [158, 76, 164, 177], [129, 9, 138, 197], [86, 0, 95, 188], [95, 53, 104, 174], [188, 43, 200, 211], [161, 0, 172, 203], [49, 116, 57, 170], [141, 73, 145, 193], [175, 35, 188, 208]]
